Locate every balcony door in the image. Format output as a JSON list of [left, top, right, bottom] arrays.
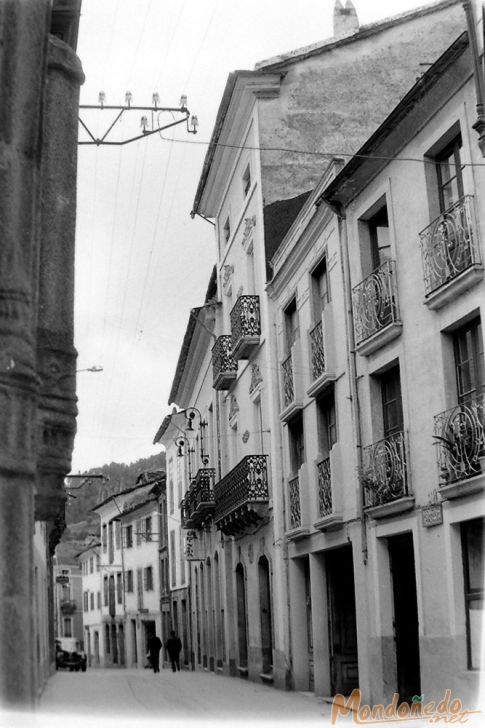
[[453, 319, 484, 406], [381, 366, 403, 438], [236, 564, 248, 670]]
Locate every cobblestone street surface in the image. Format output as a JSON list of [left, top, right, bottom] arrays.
[[4, 668, 335, 728]]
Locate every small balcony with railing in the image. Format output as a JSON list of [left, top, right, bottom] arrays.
[[60, 599, 77, 615], [313, 453, 343, 531], [280, 345, 304, 422], [180, 468, 216, 529], [214, 455, 269, 536], [286, 464, 310, 540], [212, 335, 237, 390], [419, 195, 483, 310], [230, 295, 261, 360], [361, 430, 413, 517], [433, 394, 485, 499], [307, 305, 336, 397], [352, 260, 402, 356]]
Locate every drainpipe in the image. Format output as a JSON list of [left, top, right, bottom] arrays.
[[462, 0, 485, 155], [337, 206, 368, 566]]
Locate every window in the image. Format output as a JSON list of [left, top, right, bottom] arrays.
[[369, 205, 390, 271], [436, 135, 464, 212], [145, 516, 152, 543], [170, 531, 176, 587], [125, 570, 134, 593], [64, 618, 72, 638], [223, 216, 231, 245], [311, 257, 329, 320], [453, 319, 484, 405], [288, 414, 305, 472], [242, 164, 251, 196], [90, 592, 94, 610], [97, 591, 101, 609], [461, 518, 484, 669], [116, 573, 123, 604], [108, 521, 114, 563], [179, 530, 185, 585], [144, 566, 153, 591], [103, 576, 108, 607], [102, 524, 107, 553], [169, 477, 174, 515], [380, 366, 403, 437], [284, 297, 299, 352], [124, 524, 133, 549], [136, 519, 143, 546], [83, 591, 89, 612], [317, 391, 337, 455], [89, 557, 93, 574], [96, 555, 100, 572], [115, 520, 121, 549]]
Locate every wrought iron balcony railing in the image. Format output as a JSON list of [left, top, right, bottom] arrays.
[[317, 457, 332, 517], [352, 260, 400, 346], [60, 599, 77, 614], [434, 394, 485, 485], [419, 195, 481, 297], [230, 295, 261, 359], [309, 320, 325, 381], [212, 335, 237, 390], [180, 468, 216, 529], [288, 475, 301, 529], [362, 430, 409, 508], [282, 353, 295, 409], [214, 454, 269, 535]]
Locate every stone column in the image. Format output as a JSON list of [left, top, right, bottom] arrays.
[[0, 0, 51, 708], [35, 32, 84, 671]]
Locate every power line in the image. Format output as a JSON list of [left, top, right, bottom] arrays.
[[158, 133, 485, 167]]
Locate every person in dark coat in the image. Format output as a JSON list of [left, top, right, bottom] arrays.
[[165, 630, 182, 672], [147, 633, 162, 673]]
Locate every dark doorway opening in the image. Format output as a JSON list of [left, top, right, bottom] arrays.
[[326, 545, 359, 694], [388, 533, 421, 703]]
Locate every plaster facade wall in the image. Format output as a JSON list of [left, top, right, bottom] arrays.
[[341, 71, 484, 708], [257, 4, 465, 212], [79, 549, 104, 667]]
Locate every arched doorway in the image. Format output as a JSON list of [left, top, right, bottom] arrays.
[[235, 563, 248, 670], [258, 556, 273, 675]]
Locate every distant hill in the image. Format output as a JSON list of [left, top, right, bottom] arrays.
[[61, 452, 166, 543]]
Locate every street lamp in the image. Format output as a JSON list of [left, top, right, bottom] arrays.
[[76, 366, 103, 373]]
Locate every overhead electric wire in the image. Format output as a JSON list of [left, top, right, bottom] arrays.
[[157, 133, 485, 167]]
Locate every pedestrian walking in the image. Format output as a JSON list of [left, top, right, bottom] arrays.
[[147, 633, 162, 673], [165, 630, 182, 672]]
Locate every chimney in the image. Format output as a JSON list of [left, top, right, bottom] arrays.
[[333, 0, 359, 37]]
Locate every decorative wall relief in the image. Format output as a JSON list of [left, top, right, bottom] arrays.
[[241, 215, 256, 247], [222, 264, 234, 295], [228, 394, 239, 422], [249, 364, 263, 395]]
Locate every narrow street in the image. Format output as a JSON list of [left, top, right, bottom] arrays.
[[32, 668, 332, 727]]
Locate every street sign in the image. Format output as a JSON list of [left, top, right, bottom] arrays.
[[56, 576, 69, 584]]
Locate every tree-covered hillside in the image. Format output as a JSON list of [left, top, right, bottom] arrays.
[[62, 451, 166, 542]]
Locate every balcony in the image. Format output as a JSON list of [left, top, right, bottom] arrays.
[[180, 468, 216, 529], [352, 260, 402, 356], [434, 394, 485, 499], [60, 599, 77, 614], [214, 455, 269, 536], [230, 295, 261, 360], [362, 431, 414, 517], [307, 311, 336, 397], [280, 345, 304, 421], [212, 335, 237, 390], [419, 195, 483, 310]]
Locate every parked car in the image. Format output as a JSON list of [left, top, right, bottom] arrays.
[[55, 637, 87, 672]]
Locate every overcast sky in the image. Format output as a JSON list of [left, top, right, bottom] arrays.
[[72, 0, 435, 474]]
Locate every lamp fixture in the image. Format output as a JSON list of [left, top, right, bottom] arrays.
[[78, 92, 198, 146]]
